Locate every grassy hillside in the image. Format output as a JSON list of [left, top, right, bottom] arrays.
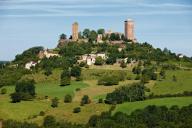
[[150, 70, 192, 95], [113, 97, 192, 115]]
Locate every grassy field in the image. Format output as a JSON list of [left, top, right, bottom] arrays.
[[113, 97, 192, 115], [0, 81, 108, 124], [73, 80, 138, 101], [81, 68, 135, 80], [2, 67, 192, 124], [88, 63, 133, 71], [36, 81, 88, 99], [0, 95, 50, 121], [150, 70, 192, 95]]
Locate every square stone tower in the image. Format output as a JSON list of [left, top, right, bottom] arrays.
[[124, 19, 135, 41], [72, 22, 79, 41]]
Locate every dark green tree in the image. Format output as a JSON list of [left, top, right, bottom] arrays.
[[51, 97, 59, 108], [81, 95, 90, 106], [60, 33, 67, 40], [64, 94, 72, 103], [43, 115, 56, 128], [10, 92, 21, 103], [60, 67, 71, 86], [71, 66, 81, 78], [95, 57, 104, 65], [83, 29, 90, 38], [89, 30, 97, 42], [97, 29, 105, 35]]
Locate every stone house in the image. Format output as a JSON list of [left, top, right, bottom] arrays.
[[79, 53, 107, 65], [38, 49, 60, 59]]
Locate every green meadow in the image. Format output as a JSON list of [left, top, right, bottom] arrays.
[[1, 68, 192, 124], [150, 70, 192, 95]]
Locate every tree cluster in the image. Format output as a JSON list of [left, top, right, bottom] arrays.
[[10, 79, 36, 103], [88, 104, 192, 128], [105, 83, 145, 104]]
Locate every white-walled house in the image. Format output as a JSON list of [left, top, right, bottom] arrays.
[[79, 53, 107, 65], [25, 61, 37, 70]]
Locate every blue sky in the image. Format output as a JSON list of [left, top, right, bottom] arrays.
[[0, 0, 192, 60]]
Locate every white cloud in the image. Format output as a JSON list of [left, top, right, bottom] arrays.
[[0, 0, 192, 17]]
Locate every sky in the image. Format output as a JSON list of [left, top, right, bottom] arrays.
[[0, 0, 192, 61]]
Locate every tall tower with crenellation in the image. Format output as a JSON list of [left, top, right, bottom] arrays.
[[72, 22, 79, 41], [124, 19, 135, 41]]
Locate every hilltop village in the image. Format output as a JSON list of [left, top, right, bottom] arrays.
[[25, 19, 137, 69]]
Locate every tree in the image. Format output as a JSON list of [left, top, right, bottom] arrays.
[[44, 67, 52, 76], [97, 29, 105, 35], [95, 56, 104, 65], [10, 79, 36, 102], [120, 61, 127, 68], [64, 94, 72, 103], [110, 33, 120, 41], [51, 97, 59, 108], [71, 66, 81, 78], [98, 75, 119, 86], [160, 69, 166, 79], [173, 75, 177, 82], [81, 95, 90, 106], [106, 56, 116, 65], [89, 30, 97, 42], [83, 29, 90, 38], [1, 88, 7, 94], [43, 115, 56, 128], [141, 74, 150, 83], [106, 83, 145, 104], [60, 67, 71, 86], [73, 107, 81, 113], [10, 92, 21, 103], [60, 33, 67, 40], [14, 46, 43, 65]]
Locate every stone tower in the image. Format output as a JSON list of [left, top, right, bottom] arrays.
[[124, 19, 135, 41], [72, 22, 79, 41]]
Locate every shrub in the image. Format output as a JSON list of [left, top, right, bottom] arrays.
[[173, 75, 177, 82], [51, 97, 59, 108], [98, 98, 103, 103], [120, 61, 127, 68], [81, 95, 90, 106], [127, 76, 132, 80], [85, 64, 89, 68], [10, 92, 21, 103], [39, 111, 45, 116], [73, 107, 81, 113], [43, 115, 56, 128], [60, 68, 71, 86], [44, 68, 52, 76], [76, 88, 81, 91], [95, 57, 104, 65], [76, 76, 82, 81], [71, 66, 81, 78], [1, 88, 7, 94], [135, 75, 141, 80], [64, 94, 72, 103], [79, 62, 86, 67], [98, 75, 119, 86], [141, 74, 150, 83]]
